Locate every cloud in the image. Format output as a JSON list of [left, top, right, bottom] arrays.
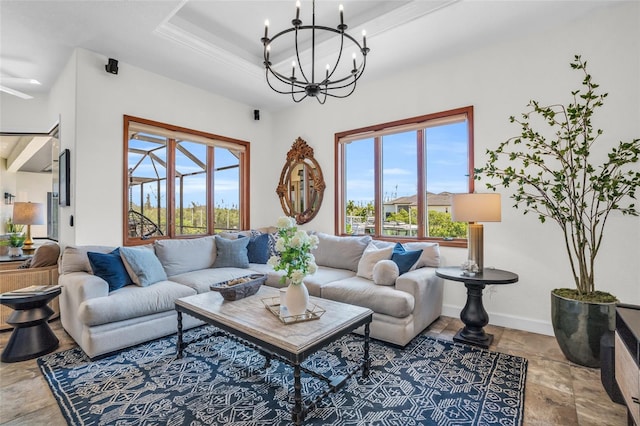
[[383, 168, 412, 176]]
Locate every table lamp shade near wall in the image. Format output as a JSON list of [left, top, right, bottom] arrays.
[[12, 202, 45, 249], [451, 194, 501, 272]]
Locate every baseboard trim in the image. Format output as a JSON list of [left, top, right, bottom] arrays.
[[442, 304, 554, 337]]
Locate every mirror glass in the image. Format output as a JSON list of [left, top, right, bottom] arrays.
[[277, 138, 325, 224]]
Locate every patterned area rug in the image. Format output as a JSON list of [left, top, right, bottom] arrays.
[[38, 326, 527, 425]]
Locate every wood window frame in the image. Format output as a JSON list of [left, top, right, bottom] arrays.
[[334, 106, 474, 248], [123, 115, 250, 246]]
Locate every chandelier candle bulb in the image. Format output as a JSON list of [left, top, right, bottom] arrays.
[[296, 1, 300, 20], [291, 61, 296, 79], [339, 4, 344, 26], [363, 30, 367, 49], [352, 53, 356, 71], [264, 20, 269, 39]]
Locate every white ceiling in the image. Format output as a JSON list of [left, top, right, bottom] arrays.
[[0, 0, 614, 169]]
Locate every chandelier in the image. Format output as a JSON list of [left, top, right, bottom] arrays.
[[261, 0, 370, 104]]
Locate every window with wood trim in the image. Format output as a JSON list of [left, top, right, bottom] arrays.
[[335, 106, 473, 246], [123, 116, 250, 245]]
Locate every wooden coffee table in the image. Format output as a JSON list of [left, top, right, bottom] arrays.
[[175, 286, 373, 425]]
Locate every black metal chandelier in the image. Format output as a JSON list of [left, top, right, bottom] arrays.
[[261, 0, 370, 104]]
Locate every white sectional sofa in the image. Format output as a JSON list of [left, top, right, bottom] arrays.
[[59, 231, 444, 359]]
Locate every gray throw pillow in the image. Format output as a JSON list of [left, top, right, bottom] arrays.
[[213, 235, 250, 268], [119, 246, 167, 286]]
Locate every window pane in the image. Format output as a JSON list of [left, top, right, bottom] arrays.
[[382, 131, 418, 237], [425, 121, 469, 238], [214, 147, 240, 232], [344, 138, 374, 235], [174, 140, 208, 236], [127, 135, 167, 238], [337, 107, 473, 243]]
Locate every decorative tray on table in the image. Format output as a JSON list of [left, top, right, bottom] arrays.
[[209, 274, 267, 301], [261, 297, 326, 324]]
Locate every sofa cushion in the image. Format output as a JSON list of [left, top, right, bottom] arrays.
[[78, 281, 196, 326], [311, 233, 371, 272], [372, 260, 399, 286], [239, 233, 270, 264], [120, 246, 167, 286], [403, 242, 441, 268], [321, 276, 414, 318], [302, 266, 357, 297], [87, 248, 133, 292], [154, 236, 216, 276], [213, 235, 250, 268], [60, 245, 115, 274], [356, 241, 393, 280], [30, 243, 60, 268], [391, 243, 422, 274], [168, 267, 255, 293]]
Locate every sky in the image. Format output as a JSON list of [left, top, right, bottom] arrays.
[[128, 138, 239, 208], [345, 121, 469, 205]]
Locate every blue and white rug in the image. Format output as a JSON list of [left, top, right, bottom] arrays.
[[38, 326, 527, 425]]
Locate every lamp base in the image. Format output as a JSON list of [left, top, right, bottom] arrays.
[[468, 223, 484, 272], [23, 225, 34, 249]]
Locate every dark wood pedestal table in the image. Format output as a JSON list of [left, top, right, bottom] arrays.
[[0, 288, 61, 362], [436, 267, 518, 349]]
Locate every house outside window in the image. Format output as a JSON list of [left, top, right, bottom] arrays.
[[335, 106, 473, 246], [123, 116, 249, 245]]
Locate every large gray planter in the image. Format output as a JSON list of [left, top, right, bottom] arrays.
[[550, 292, 616, 368]]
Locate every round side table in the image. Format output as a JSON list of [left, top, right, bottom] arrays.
[[0, 288, 61, 362], [436, 267, 518, 349]]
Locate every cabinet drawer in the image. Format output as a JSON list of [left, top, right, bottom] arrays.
[[616, 333, 640, 425]]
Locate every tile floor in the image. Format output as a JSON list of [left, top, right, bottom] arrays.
[[0, 316, 630, 425]]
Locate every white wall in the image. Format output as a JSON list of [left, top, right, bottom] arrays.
[[267, 2, 640, 335], [63, 49, 273, 246]]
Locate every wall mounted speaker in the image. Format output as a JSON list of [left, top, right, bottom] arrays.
[[105, 58, 119, 75], [254, 109, 260, 120]]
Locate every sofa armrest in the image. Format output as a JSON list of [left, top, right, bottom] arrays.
[[395, 267, 444, 316], [59, 271, 109, 302]]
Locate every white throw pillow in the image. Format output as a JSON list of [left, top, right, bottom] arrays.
[[357, 241, 394, 280], [403, 242, 441, 269], [372, 260, 399, 286]]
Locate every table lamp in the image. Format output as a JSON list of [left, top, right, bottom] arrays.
[[12, 201, 45, 250], [451, 193, 501, 272]]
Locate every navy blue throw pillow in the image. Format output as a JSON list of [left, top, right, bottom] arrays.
[[87, 248, 133, 292], [238, 233, 271, 264], [391, 243, 423, 275]]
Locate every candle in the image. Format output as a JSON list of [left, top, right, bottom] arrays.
[[266, 45, 271, 61], [296, 1, 300, 20], [362, 30, 367, 49], [264, 20, 269, 38], [339, 4, 344, 25], [352, 52, 356, 70], [291, 61, 296, 78]]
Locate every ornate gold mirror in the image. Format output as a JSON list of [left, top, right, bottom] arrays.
[[277, 137, 325, 224]]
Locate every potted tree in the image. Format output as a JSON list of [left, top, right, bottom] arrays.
[[476, 56, 640, 367]]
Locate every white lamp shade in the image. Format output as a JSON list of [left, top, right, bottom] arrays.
[[451, 193, 501, 222], [12, 202, 45, 225]]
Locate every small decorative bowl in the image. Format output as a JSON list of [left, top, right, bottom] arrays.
[[209, 274, 267, 301]]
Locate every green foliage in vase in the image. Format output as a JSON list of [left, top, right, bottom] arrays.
[[476, 55, 640, 300]]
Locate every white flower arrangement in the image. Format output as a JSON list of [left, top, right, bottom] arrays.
[[267, 216, 319, 285]]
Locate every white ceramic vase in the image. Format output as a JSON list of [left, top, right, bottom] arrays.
[[285, 282, 309, 316]]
